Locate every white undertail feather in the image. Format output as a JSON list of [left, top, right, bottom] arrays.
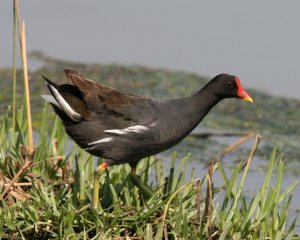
[[104, 125, 149, 135], [47, 84, 82, 122], [41, 94, 60, 108]]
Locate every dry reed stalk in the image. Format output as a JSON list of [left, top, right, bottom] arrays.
[[4, 182, 32, 187], [202, 162, 214, 239], [20, 21, 34, 154], [1, 160, 32, 199], [203, 161, 214, 219], [196, 179, 201, 222], [221, 132, 255, 155]]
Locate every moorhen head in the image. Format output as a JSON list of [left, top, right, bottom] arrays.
[[42, 69, 253, 208]]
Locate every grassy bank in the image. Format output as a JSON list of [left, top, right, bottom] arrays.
[[0, 103, 298, 239]]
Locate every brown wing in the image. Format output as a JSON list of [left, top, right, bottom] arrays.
[[64, 69, 158, 126]]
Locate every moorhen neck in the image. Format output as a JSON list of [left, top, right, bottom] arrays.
[[42, 69, 253, 208]]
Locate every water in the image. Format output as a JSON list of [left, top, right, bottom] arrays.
[[1, 1, 300, 99]]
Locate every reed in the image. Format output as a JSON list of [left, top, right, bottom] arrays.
[[12, 0, 17, 131], [20, 21, 34, 154]]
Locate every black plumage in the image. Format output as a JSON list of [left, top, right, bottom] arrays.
[[42, 69, 253, 207], [43, 69, 253, 167]]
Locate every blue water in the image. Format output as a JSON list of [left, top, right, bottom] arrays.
[[1, 1, 300, 99]]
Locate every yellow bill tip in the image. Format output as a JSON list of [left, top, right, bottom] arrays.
[[243, 97, 254, 103]]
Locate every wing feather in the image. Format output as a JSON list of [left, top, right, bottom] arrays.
[[64, 69, 158, 126]]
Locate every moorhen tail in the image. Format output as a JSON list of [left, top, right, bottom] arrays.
[[42, 69, 253, 208]]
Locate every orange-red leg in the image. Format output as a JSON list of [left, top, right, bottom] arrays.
[[93, 162, 108, 209]]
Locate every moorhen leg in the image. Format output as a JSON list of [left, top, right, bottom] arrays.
[[92, 162, 108, 209], [129, 163, 154, 198]]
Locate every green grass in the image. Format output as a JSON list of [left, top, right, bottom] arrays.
[[0, 104, 298, 239]]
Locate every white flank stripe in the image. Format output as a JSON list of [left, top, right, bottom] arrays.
[[104, 125, 149, 135], [126, 125, 149, 133], [88, 137, 114, 145], [104, 129, 126, 135], [49, 85, 82, 122]]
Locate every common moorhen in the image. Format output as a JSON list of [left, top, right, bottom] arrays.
[[42, 69, 253, 208]]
